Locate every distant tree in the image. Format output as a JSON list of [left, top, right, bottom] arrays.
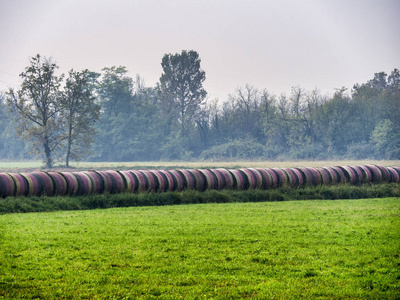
[[91, 66, 135, 161], [228, 85, 265, 140], [98, 66, 134, 116], [6, 54, 64, 168], [159, 50, 207, 139], [0, 92, 31, 159], [61, 69, 100, 167], [315, 88, 354, 155]]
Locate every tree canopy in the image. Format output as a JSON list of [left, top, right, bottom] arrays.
[[1, 52, 399, 164], [159, 50, 207, 139]]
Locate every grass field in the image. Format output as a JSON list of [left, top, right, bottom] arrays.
[[0, 159, 400, 171], [1, 198, 399, 299]]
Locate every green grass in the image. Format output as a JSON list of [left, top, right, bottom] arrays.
[[1, 198, 399, 299]]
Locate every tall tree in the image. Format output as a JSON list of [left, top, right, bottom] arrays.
[[91, 66, 135, 161], [7, 54, 63, 168], [61, 69, 100, 167], [159, 50, 207, 139]]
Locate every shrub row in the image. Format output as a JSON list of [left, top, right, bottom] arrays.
[[1, 184, 399, 214], [0, 165, 399, 198]]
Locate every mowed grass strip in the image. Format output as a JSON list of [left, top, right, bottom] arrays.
[[1, 159, 400, 170], [0, 199, 399, 299]]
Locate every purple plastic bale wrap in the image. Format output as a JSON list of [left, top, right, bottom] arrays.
[[322, 167, 340, 184], [129, 170, 148, 192], [210, 169, 229, 190], [155, 170, 175, 192], [48, 172, 68, 195], [290, 168, 304, 187], [119, 171, 137, 192], [32, 171, 55, 196], [228, 169, 248, 190], [0, 173, 16, 198], [60, 172, 79, 195], [316, 168, 332, 185], [350, 166, 365, 184], [8, 173, 28, 196], [339, 166, 357, 185], [265, 168, 280, 188], [21, 172, 43, 196], [151, 170, 168, 192], [357, 165, 372, 183], [240, 169, 257, 189], [330, 167, 347, 183], [208, 169, 224, 189], [392, 167, 400, 178], [94, 171, 113, 194], [163, 170, 178, 191], [73, 172, 93, 195], [364, 165, 383, 183], [84, 171, 104, 194], [387, 167, 400, 183], [296, 168, 313, 186], [197, 169, 217, 190], [271, 168, 288, 186], [304, 167, 322, 186], [255, 168, 274, 189], [281, 168, 299, 187], [168, 170, 186, 191], [188, 169, 207, 191], [247, 168, 264, 189], [375, 165, 391, 182], [179, 169, 196, 190], [106, 170, 125, 193]]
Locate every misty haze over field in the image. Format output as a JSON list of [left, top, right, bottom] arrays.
[[1, 0, 399, 96], [0, 0, 399, 164]]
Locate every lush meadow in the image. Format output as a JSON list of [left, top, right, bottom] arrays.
[[1, 198, 399, 299]]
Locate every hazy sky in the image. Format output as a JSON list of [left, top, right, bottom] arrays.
[[0, 0, 399, 101]]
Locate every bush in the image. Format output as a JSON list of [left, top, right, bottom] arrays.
[[1, 183, 399, 214], [345, 142, 375, 159]]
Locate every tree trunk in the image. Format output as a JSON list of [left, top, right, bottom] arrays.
[[65, 145, 71, 168], [65, 123, 73, 168], [44, 139, 52, 169]]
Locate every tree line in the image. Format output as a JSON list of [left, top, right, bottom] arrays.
[[0, 51, 399, 167]]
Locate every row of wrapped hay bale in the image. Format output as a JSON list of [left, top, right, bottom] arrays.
[[0, 165, 399, 198]]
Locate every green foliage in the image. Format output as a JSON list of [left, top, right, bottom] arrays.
[[91, 69, 164, 161], [371, 119, 398, 159], [6, 54, 64, 168], [4, 55, 101, 167], [345, 141, 375, 159], [1, 52, 399, 162], [1, 183, 399, 214], [0, 93, 32, 159], [1, 199, 399, 299], [159, 50, 207, 139], [61, 69, 100, 167]]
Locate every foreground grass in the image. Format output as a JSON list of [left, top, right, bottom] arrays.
[[1, 198, 399, 299]]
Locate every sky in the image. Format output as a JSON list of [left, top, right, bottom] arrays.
[[0, 0, 399, 102]]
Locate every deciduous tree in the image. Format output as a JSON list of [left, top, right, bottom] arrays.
[[159, 50, 207, 139], [61, 69, 100, 167], [7, 54, 63, 168]]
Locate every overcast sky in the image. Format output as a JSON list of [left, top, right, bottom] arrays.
[[0, 0, 399, 101]]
